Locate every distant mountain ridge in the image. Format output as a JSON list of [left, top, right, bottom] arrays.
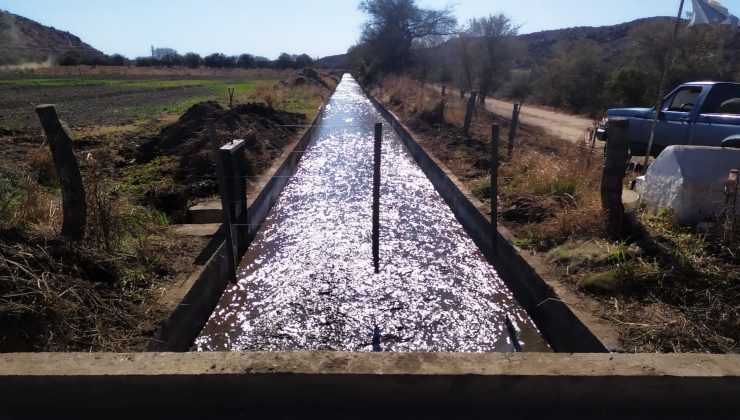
[[0, 9, 105, 67], [517, 17, 679, 60]]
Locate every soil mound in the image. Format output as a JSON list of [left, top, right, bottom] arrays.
[[136, 102, 306, 219]]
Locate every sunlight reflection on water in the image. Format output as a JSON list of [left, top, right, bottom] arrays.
[[194, 75, 548, 352]]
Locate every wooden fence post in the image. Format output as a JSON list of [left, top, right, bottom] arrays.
[[600, 117, 630, 239], [463, 91, 478, 136], [507, 103, 521, 159], [491, 123, 500, 254], [373, 123, 382, 274], [228, 87, 235, 108], [460, 88, 465, 98], [35, 104, 86, 241], [441, 84, 446, 97]]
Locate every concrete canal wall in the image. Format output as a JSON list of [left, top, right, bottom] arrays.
[[365, 91, 606, 353]]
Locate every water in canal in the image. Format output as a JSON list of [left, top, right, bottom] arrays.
[[194, 75, 548, 352]]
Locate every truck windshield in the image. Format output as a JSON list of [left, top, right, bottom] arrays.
[[701, 84, 740, 114], [665, 87, 702, 112]]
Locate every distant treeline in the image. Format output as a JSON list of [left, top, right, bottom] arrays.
[[350, 0, 740, 116], [58, 47, 315, 70]]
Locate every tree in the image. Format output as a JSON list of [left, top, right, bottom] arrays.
[[466, 13, 520, 97], [109, 54, 127, 66], [204, 53, 232, 68], [355, 0, 457, 76], [151, 47, 177, 60], [254, 56, 271, 69], [237, 53, 255, 68], [533, 39, 607, 114], [151, 47, 180, 67], [274, 52, 295, 69], [183, 52, 202, 69], [294, 53, 314, 69], [135, 56, 161, 67]]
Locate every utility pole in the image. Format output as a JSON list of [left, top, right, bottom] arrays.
[[643, 0, 686, 168]]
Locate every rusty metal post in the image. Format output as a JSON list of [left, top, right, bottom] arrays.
[[601, 118, 630, 239], [463, 91, 478, 136], [373, 123, 382, 274], [35, 104, 86, 241]]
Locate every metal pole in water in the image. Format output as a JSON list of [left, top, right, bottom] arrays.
[[373, 123, 382, 274], [506, 316, 522, 352], [491, 124, 500, 254]]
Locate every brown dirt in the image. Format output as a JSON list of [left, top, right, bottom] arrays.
[[136, 101, 305, 221]]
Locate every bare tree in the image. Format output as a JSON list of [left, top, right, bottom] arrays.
[[356, 0, 457, 76], [466, 13, 520, 97]]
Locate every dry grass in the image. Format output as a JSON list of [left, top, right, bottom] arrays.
[[376, 75, 606, 248]]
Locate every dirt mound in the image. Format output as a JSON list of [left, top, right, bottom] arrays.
[[136, 101, 305, 220]]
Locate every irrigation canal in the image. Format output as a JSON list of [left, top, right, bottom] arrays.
[[194, 75, 548, 352]]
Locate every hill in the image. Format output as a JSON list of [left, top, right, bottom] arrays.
[[517, 17, 679, 63], [0, 9, 106, 67]]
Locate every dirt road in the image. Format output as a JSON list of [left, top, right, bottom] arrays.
[[431, 85, 597, 145], [483, 97, 596, 144]]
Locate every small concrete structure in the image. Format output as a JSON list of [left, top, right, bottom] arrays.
[[188, 200, 222, 224], [170, 223, 221, 237], [640, 145, 740, 224]]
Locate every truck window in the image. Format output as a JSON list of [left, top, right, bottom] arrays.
[[700, 84, 740, 114], [665, 87, 702, 112]]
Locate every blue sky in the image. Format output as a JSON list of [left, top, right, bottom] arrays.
[[1, 0, 739, 59]]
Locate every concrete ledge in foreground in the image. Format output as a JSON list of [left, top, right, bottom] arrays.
[[0, 352, 738, 418]]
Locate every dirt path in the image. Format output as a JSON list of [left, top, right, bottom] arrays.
[[430, 85, 597, 146], [484, 97, 595, 144]]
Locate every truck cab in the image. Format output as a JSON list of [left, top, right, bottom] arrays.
[[597, 82, 740, 157]]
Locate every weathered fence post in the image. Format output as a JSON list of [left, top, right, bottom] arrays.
[[479, 94, 486, 105], [460, 88, 465, 98], [507, 103, 521, 159], [441, 84, 446, 97], [600, 117, 630, 239], [463, 90, 478, 136], [491, 123, 500, 254], [35, 104, 86, 241], [373, 123, 382, 274], [228, 87, 235, 108]]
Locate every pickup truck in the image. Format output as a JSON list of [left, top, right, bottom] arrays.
[[596, 81, 740, 156]]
